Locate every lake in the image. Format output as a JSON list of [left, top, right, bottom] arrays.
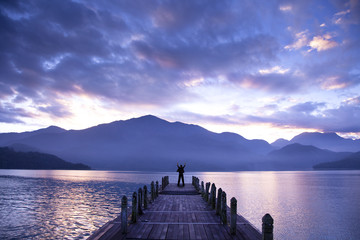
[[0, 170, 359, 239]]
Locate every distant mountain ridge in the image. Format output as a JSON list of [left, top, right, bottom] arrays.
[[0, 115, 274, 171], [265, 143, 351, 170], [271, 132, 360, 152], [0, 147, 91, 170], [313, 152, 360, 170], [0, 115, 358, 171]]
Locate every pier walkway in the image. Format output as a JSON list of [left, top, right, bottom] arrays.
[[88, 176, 272, 240]]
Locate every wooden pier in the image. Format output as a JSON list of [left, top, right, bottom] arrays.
[[88, 176, 273, 240]]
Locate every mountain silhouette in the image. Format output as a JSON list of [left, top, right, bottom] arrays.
[[265, 143, 351, 170], [0, 147, 90, 170], [313, 151, 360, 170], [0, 115, 274, 171], [285, 132, 360, 152], [1, 115, 359, 171], [271, 138, 290, 148]]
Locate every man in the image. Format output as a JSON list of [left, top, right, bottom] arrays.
[[177, 162, 186, 187]]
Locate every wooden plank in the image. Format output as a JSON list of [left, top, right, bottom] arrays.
[[166, 223, 177, 239], [188, 223, 196, 239], [159, 223, 168, 239], [88, 182, 261, 240]]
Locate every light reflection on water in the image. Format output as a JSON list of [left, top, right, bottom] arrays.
[[0, 170, 360, 240]]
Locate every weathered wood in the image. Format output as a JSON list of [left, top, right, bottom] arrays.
[[138, 188, 143, 215], [205, 182, 210, 202], [156, 181, 159, 197], [88, 176, 262, 240], [210, 183, 216, 209], [131, 192, 138, 223], [201, 181, 205, 197], [144, 185, 148, 209], [262, 213, 273, 240], [121, 196, 127, 234], [216, 188, 222, 216], [230, 197, 237, 234], [151, 181, 155, 202], [221, 191, 227, 225]]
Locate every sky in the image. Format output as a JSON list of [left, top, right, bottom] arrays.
[[0, 0, 359, 142]]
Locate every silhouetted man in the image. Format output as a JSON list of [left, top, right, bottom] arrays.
[[177, 162, 186, 187]]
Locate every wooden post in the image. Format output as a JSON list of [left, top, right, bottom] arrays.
[[164, 176, 168, 187], [208, 183, 213, 204], [151, 181, 155, 202], [201, 181, 205, 197], [230, 197, 237, 234], [211, 184, 216, 209], [262, 213, 274, 240], [121, 195, 128, 233], [144, 185, 148, 209], [138, 188, 143, 215], [221, 191, 227, 224], [131, 192, 138, 223], [156, 181, 159, 197], [216, 188, 222, 215], [205, 182, 210, 202]]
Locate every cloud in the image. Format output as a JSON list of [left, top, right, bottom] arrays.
[[285, 30, 309, 51], [308, 34, 338, 52], [0, 0, 281, 114], [228, 71, 303, 93], [247, 99, 360, 133], [0, 102, 33, 123], [0, 0, 359, 138]]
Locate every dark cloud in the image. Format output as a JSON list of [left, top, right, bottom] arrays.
[[247, 99, 360, 133], [228, 72, 302, 93], [0, 102, 32, 123]]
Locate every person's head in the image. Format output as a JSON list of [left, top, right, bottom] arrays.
[[180, 165, 183, 167]]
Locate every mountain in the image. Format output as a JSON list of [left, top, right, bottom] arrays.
[[288, 132, 360, 152], [0, 115, 274, 171], [0, 147, 91, 170], [264, 143, 352, 170], [313, 152, 360, 170], [271, 138, 290, 148], [7, 143, 40, 152], [0, 126, 66, 146]]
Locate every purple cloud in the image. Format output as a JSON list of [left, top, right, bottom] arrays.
[[247, 99, 360, 133]]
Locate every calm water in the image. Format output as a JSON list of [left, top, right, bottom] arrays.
[[0, 170, 359, 239]]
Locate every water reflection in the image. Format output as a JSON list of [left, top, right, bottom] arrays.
[[0, 170, 359, 239], [194, 171, 360, 240]]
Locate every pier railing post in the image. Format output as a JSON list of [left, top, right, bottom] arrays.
[[208, 183, 213, 204], [221, 191, 227, 225], [156, 181, 159, 198], [121, 195, 128, 233], [131, 192, 138, 223], [201, 181, 205, 197], [151, 181, 155, 202], [144, 185, 148, 209], [216, 188, 222, 215], [205, 182, 210, 202], [138, 188, 143, 215], [195, 177, 199, 191], [262, 213, 274, 240], [230, 197, 237, 234], [211, 184, 216, 209]]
